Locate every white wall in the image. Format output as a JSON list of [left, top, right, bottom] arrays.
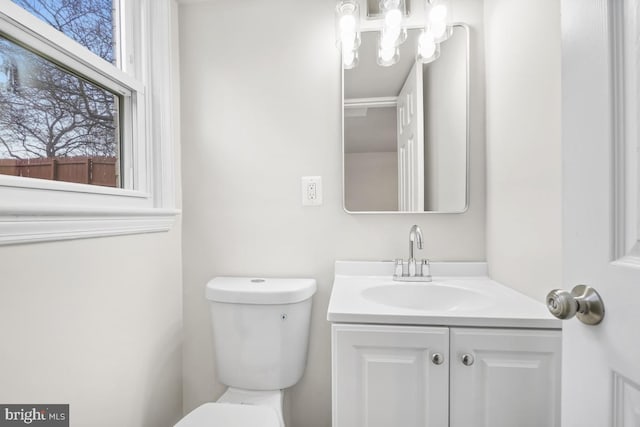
[[179, 0, 486, 426], [0, 3, 184, 426], [0, 232, 183, 427], [485, 0, 562, 300], [345, 152, 397, 211]]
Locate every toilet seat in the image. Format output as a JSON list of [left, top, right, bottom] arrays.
[[175, 402, 280, 427]]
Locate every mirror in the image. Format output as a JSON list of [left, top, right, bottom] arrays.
[[342, 25, 468, 213]]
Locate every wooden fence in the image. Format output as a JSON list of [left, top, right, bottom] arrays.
[[0, 156, 118, 187]]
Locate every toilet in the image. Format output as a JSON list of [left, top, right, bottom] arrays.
[[175, 276, 317, 427]]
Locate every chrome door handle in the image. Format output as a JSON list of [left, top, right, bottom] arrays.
[[546, 285, 605, 325]]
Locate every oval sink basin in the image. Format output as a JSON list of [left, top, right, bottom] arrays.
[[361, 282, 495, 312]]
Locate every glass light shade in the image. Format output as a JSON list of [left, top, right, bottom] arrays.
[[342, 48, 359, 69], [380, 26, 407, 50], [427, 0, 453, 43], [417, 29, 441, 63], [377, 44, 400, 67], [379, 0, 407, 47], [335, 0, 361, 50], [385, 8, 403, 27]]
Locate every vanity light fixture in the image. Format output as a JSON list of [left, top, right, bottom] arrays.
[[336, 0, 455, 69], [335, 0, 361, 69]]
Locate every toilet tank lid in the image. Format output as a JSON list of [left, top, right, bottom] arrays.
[[206, 277, 317, 304]]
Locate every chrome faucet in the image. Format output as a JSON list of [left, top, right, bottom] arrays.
[[393, 224, 432, 282], [409, 225, 423, 261], [408, 225, 423, 276]]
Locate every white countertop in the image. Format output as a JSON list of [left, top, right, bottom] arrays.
[[327, 261, 561, 329]]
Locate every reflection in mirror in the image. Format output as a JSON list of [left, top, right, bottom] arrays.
[[343, 25, 468, 213]]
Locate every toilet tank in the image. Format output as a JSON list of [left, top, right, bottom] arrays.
[[205, 277, 317, 391]]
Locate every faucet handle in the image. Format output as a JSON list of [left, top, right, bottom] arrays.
[[420, 259, 432, 279], [394, 259, 404, 277], [393, 258, 432, 282]]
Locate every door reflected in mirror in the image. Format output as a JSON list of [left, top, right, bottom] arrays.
[[343, 25, 468, 213]]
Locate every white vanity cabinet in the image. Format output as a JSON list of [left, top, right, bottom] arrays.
[[449, 328, 561, 427], [332, 324, 449, 427], [331, 323, 561, 427]]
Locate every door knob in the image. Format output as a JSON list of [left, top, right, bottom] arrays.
[[546, 285, 605, 325]]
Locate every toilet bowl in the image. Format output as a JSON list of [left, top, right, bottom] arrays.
[[175, 403, 279, 427], [175, 389, 282, 427], [174, 277, 317, 427]]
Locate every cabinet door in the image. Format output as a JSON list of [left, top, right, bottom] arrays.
[[450, 328, 562, 427], [332, 324, 449, 427]]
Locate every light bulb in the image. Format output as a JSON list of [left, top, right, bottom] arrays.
[[381, 27, 401, 49], [343, 50, 354, 65], [335, 1, 360, 49], [377, 45, 399, 66], [427, 0, 452, 43], [418, 31, 436, 58], [339, 14, 356, 33], [385, 8, 402, 27], [380, 47, 395, 61], [341, 32, 357, 51], [342, 49, 358, 69], [429, 4, 447, 23]]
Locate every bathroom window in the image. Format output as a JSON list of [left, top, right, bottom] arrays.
[[0, 35, 122, 187], [0, 0, 178, 244], [1, 0, 122, 187]]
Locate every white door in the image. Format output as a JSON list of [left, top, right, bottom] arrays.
[[560, 0, 640, 425], [397, 60, 424, 211]]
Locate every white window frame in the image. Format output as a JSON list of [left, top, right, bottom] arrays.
[[0, 0, 179, 245]]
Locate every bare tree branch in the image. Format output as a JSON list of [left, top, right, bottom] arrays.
[[0, 1, 117, 160]]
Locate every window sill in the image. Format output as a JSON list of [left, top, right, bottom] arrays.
[[0, 165, 180, 245], [0, 174, 180, 245]]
